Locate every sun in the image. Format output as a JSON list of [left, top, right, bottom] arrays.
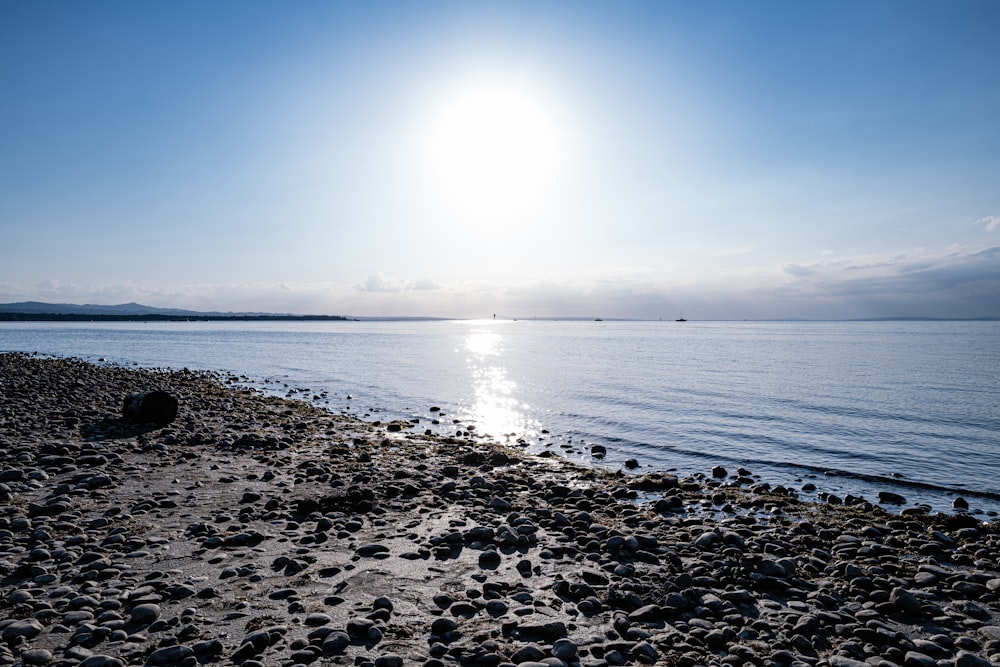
[[411, 75, 573, 228]]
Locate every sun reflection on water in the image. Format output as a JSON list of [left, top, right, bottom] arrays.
[[462, 325, 538, 440]]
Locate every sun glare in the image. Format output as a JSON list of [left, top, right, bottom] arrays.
[[412, 76, 573, 228]]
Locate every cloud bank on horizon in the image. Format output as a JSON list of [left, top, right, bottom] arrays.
[[2, 1, 999, 320]]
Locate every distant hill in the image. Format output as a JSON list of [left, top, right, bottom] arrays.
[[0, 301, 349, 321]]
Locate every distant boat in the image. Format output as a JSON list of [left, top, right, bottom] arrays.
[[595, 318, 603, 322], [676, 315, 687, 322]]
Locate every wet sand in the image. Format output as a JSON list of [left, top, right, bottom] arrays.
[[1, 352, 998, 667]]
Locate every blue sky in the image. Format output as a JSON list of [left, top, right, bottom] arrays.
[[2, 1, 998, 319]]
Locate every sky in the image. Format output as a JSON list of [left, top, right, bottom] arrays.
[[1, 1, 999, 320]]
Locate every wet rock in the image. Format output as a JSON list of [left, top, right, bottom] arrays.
[[878, 491, 907, 505]]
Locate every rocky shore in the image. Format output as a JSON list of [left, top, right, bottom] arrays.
[[1, 352, 998, 667]]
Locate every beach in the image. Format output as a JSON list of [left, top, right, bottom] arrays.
[[1, 352, 998, 667]]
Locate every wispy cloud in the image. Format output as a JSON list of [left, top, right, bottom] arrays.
[[978, 216, 1000, 232]]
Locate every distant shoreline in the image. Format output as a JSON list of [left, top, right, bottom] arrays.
[[0, 313, 352, 322]]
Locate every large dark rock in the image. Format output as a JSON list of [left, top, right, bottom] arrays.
[[123, 391, 178, 424]]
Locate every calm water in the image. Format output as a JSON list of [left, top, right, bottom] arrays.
[[3, 320, 999, 516]]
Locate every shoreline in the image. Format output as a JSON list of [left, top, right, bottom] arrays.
[[4, 321, 997, 519], [1, 352, 998, 667]]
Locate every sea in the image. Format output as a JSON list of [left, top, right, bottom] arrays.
[[3, 319, 999, 517]]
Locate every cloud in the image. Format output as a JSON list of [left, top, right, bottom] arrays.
[[773, 245, 1000, 317], [978, 216, 1000, 232], [412, 279, 441, 291], [356, 273, 406, 293], [783, 264, 815, 277], [354, 273, 441, 293]]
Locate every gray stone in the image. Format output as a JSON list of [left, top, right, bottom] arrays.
[[431, 617, 458, 635], [552, 638, 578, 661], [80, 658, 126, 667], [355, 543, 389, 557], [20, 649, 53, 665], [955, 652, 992, 667], [1, 618, 42, 642], [321, 630, 350, 654], [903, 651, 937, 667], [632, 641, 659, 664], [479, 550, 502, 569], [146, 645, 194, 666], [890, 587, 922, 615], [510, 646, 546, 663], [305, 612, 332, 626], [829, 658, 870, 667]]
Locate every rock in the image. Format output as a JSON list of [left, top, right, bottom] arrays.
[[878, 491, 907, 505], [1, 618, 43, 642], [952, 496, 970, 510], [829, 658, 870, 667], [903, 651, 937, 667], [355, 543, 389, 557], [20, 649, 53, 665], [510, 646, 546, 663], [305, 612, 332, 626], [516, 621, 567, 640], [81, 658, 126, 667], [374, 655, 404, 667], [955, 652, 992, 667], [322, 630, 350, 654], [346, 617, 376, 640], [890, 587, 923, 616], [479, 550, 502, 569], [552, 638, 578, 661], [711, 465, 727, 478], [122, 391, 178, 424], [633, 641, 659, 664], [145, 645, 194, 666], [130, 602, 160, 626], [485, 600, 508, 616], [192, 640, 224, 656], [431, 617, 458, 635]]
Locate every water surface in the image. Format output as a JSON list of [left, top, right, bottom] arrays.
[[4, 319, 998, 515]]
